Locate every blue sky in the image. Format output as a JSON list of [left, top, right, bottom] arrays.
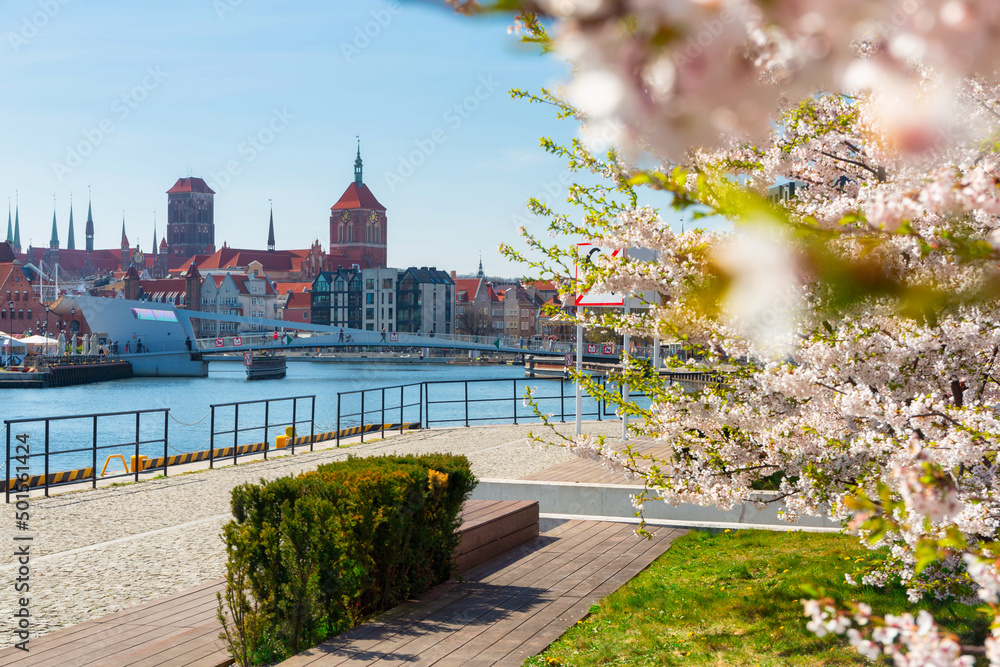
[[0, 0, 679, 276]]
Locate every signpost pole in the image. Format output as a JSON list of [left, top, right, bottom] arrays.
[[574, 309, 584, 436], [622, 299, 630, 442]]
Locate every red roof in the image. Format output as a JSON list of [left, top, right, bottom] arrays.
[[275, 282, 311, 294], [453, 278, 482, 303], [330, 183, 385, 211], [167, 177, 215, 195], [284, 291, 310, 309]]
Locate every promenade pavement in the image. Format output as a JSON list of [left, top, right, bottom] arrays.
[[0, 421, 624, 647]]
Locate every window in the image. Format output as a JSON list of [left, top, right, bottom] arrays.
[[459, 305, 465, 314], [366, 308, 375, 319], [303, 312, 308, 320], [388, 293, 393, 304], [382, 278, 393, 289], [366, 279, 375, 290], [521, 322, 528, 330], [366, 294, 374, 304], [13, 291, 18, 302], [388, 307, 392, 318]]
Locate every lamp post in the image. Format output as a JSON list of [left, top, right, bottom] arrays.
[[70, 307, 76, 335], [44, 306, 51, 355], [5, 300, 13, 366]]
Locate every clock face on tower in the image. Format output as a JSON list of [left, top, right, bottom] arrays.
[[133, 250, 144, 266], [340, 210, 350, 224], [368, 210, 378, 224]]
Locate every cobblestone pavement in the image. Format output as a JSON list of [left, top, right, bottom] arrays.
[[0, 421, 623, 645]]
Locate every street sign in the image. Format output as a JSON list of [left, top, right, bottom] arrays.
[[390, 332, 399, 342], [575, 243, 625, 307], [214, 338, 224, 348], [603, 343, 614, 355], [233, 337, 243, 346], [587, 343, 598, 354], [564, 352, 573, 366], [243, 352, 252, 367]]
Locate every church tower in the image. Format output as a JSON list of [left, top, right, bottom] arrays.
[[120, 217, 130, 272], [328, 141, 387, 268], [166, 176, 215, 258], [85, 192, 94, 253], [67, 197, 76, 250], [267, 204, 275, 253]]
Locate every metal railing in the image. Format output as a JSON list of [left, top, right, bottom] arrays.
[[4, 408, 170, 502], [334, 376, 648, 436], [335, 383, 423, 445], [208, 395, 316, 467]]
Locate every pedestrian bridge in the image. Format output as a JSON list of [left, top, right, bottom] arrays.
[[193, 329, 622, 359]]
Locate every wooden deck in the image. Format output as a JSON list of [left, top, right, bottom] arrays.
[[276, 520, 683, 666], [0, 579, 228, 667], [0, 500, 541, 667], [522, 437, 665, 485]]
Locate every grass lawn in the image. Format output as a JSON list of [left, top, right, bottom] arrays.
[[525, 529, 988, 666]]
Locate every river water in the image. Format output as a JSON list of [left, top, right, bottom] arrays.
[[0, 360, 618, 479]]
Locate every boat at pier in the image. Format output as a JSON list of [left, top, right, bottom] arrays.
[[244, 352, 286, 380]]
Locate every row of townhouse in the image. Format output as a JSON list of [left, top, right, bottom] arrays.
[[115, 261, 281, 338], [118, 260, 456, 338], [306, 265, 455, 335], [453, 277, 573, 339]]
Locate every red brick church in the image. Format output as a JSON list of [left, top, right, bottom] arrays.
[[328, 144, 387, 268]]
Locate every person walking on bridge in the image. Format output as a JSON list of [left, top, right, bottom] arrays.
[[338, 328, 344, 343], [381, 326, 387, 343]]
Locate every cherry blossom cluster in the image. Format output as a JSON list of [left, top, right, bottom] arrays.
[[802, 600, 979, 666], [504, 0, 1000, 161]]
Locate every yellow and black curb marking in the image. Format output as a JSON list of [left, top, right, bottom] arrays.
[[2, 422, 421, 494]]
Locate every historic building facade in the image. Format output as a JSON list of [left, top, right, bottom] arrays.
[[328, 147, 387, 268], [167, 177, 216, 258]]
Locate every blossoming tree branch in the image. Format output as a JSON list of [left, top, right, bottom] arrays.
[[448, 0, 1000, 662]]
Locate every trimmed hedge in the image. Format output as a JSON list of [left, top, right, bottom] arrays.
[[219, 454, 476, 663]]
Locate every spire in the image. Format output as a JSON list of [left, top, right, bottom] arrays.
[[67, 196, 76, 250], [354, 136, 363, 187], [152, 213, 158, 256], [85, 187, 94, 253], [5, 199, 11, 245], [121, 214, 129, 248], [13, 193, 20, 252], [267, 201, 276, 252], [49, 198, 59, 249], [477, 254, 484, 280]]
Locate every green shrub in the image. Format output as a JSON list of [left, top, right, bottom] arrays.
[[219, 454, 476, 663]]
